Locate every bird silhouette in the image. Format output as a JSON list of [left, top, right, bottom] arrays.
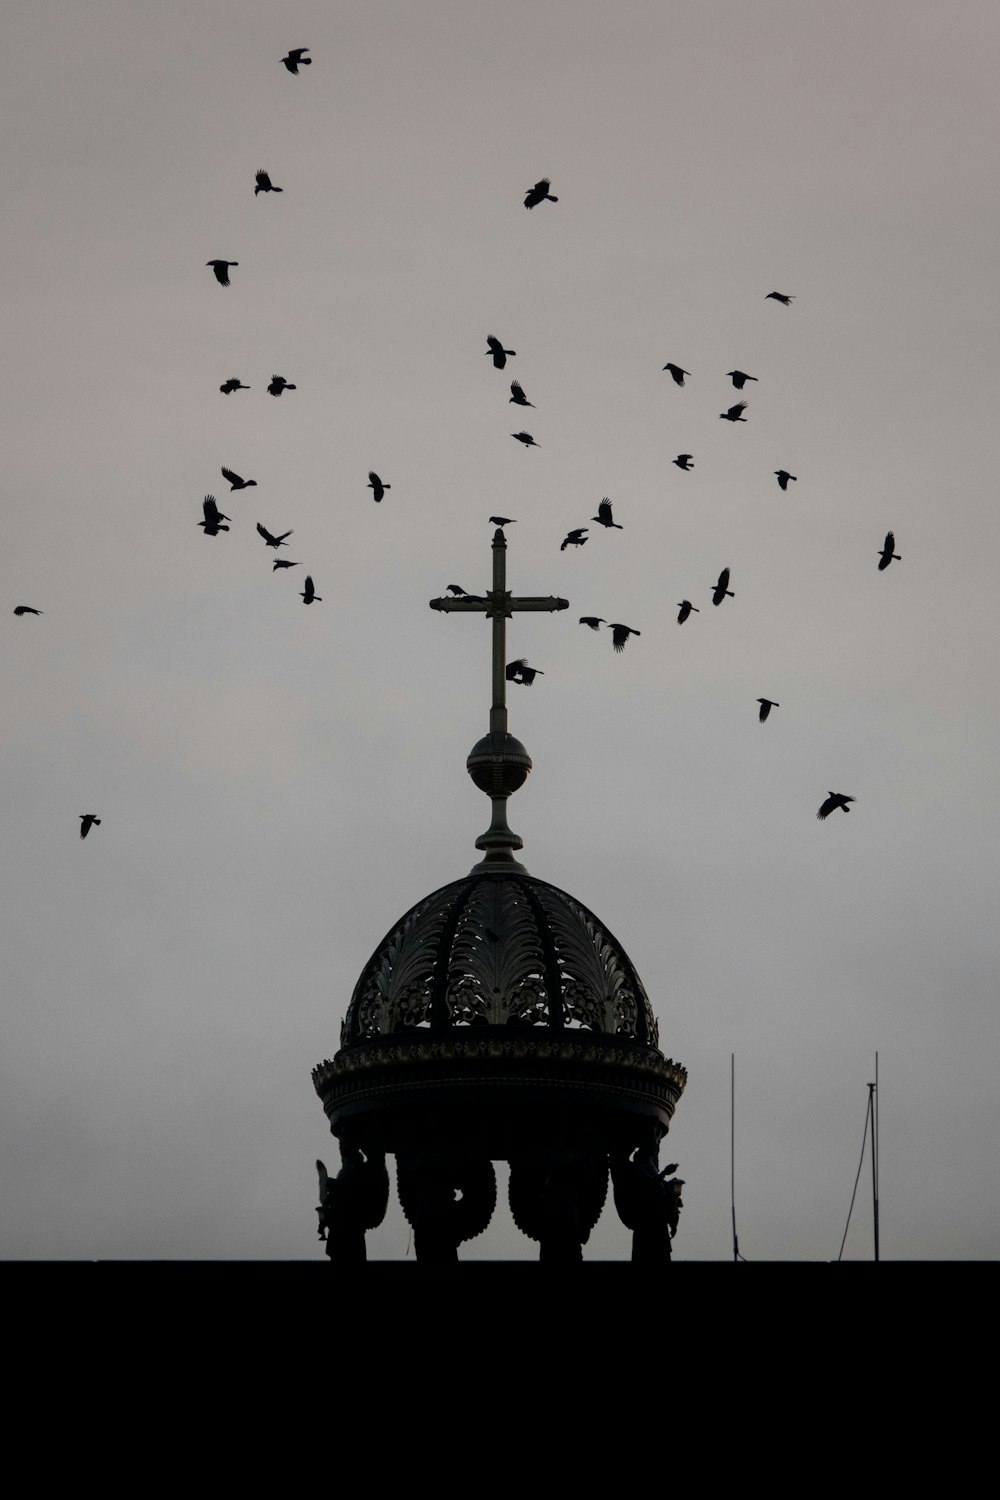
[[272, 559, 299, 570], [511, 431, 539, 448], [509, 380, 534, 407], [282, 48, 311, 73], [561, 528, 588, 551], [720, 401, 748, 422], [486, 335, 516, 369], [446, 585, 470, 596], [579, 617, 606, 630], [256, 522, 293, 548], [878, 531, 900, 570], [712, 567, 734, 605], [775, 470, 797, 491], [757, 698, 779, 722], [727, 371, 758, 389], [207, 260, 238, 286], [300, 576, 321, 604], [662, 363, 689, 386], [489, 516, 516, 527], [524, 178, 558, 209], [506, 658, 544, 685], [817, 792, 855, 820], [80, 814, 101, 839], [13, 605, 42, 616], [199, 496, 230, 535], [673, 454, 694, 470], [255, 170, 282, 196], [221, 466, 256, 490], [766, 292, 794, 305], [609, 623, 640, 653], [219, 378, 250, 394], [676, 601, 698, 624], [267, 375, 296, 396], [592, 499, 622, 530], [368, 471, 390, 502]]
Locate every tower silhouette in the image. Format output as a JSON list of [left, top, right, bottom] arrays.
[[313, 529, 686, 1263]]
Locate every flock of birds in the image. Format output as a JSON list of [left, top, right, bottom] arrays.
[[12, 48, 904, 835], [198, 79, 344, 611], [453, 282, 902, 821]]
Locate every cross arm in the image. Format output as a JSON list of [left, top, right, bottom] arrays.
[[429, 595, 569, 615], [429, 596, 489, 612]]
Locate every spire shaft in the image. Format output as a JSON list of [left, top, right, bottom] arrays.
[[429, 528, 568, 869]]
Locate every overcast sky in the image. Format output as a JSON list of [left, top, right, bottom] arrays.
[[3, 0, 998, 1261]]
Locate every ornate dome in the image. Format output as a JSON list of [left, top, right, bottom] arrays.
[[314, 867, 686, 1138], [340, 869, 659, 1047]]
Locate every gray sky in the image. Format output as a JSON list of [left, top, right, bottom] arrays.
[[2, 0, 998, 1260]]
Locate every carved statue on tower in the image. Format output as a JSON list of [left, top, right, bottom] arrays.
[[315, 1141, 389, 1264]]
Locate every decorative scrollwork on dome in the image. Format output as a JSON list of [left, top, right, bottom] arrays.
[[339, 873, 660, 1050], [349, 889, 455, 1041], [535, 888, 636, 1035], [446, 878, 550, 1026]]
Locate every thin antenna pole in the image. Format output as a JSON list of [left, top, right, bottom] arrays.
[[731, 1053, 741, 1263], [871, 1052, 880, 1262]]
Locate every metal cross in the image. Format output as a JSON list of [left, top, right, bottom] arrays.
[[429, 528, 568, 741]]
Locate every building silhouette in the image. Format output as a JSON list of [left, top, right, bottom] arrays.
[[312, 529, 686, 1263]]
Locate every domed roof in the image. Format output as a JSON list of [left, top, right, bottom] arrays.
[[315, 865, 685, 1150], [340, 868, 659, 1049]]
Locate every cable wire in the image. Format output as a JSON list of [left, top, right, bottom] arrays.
[[837, 1088, 873, 1261]]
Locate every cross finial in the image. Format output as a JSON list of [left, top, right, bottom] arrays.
[[430, 528, 568, 870]]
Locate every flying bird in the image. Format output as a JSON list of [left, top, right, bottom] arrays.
[[523, 178, 558, 209], [368, 471, 390, 502], [676, 601, 698, 624], [579, 617, 606, 630], [673, 454, 694, 470], [817, 792, 855, 820], [506, 658, 544, 685], [712, 567, 734, 605], [272, 559, 299, 570], [300, 576, 322, 604], [561, 528, 588, 551], [221, 467, 256, 491], [267, 375, 296, 396], [727, 371, 758, 389], [720, 401, 748, 422], [485, 335, 516, 369], [13, 605, 42, 616], [282, 48, 311, 73], [757, 698, 779, 722], [199, 496, 230, 535], [219, 378, 250, 394], [489, 516, 515, 527], [766, 292, 794, 305], [609, 623, 640, 653], [80, 815, 101, 839], [256, 522, 293, 548], [207, 260, 238, 287], [511, 431, 539, 448], [878, 531, 901, 570], [254, 170, 283, 196], [509, 380, 534, 407], [662, 363, 689, 386], [775, 470, 797, 491], [592, 499, 622, 530]]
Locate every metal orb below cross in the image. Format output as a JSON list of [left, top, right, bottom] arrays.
[[312, 528, 687, 1264]]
